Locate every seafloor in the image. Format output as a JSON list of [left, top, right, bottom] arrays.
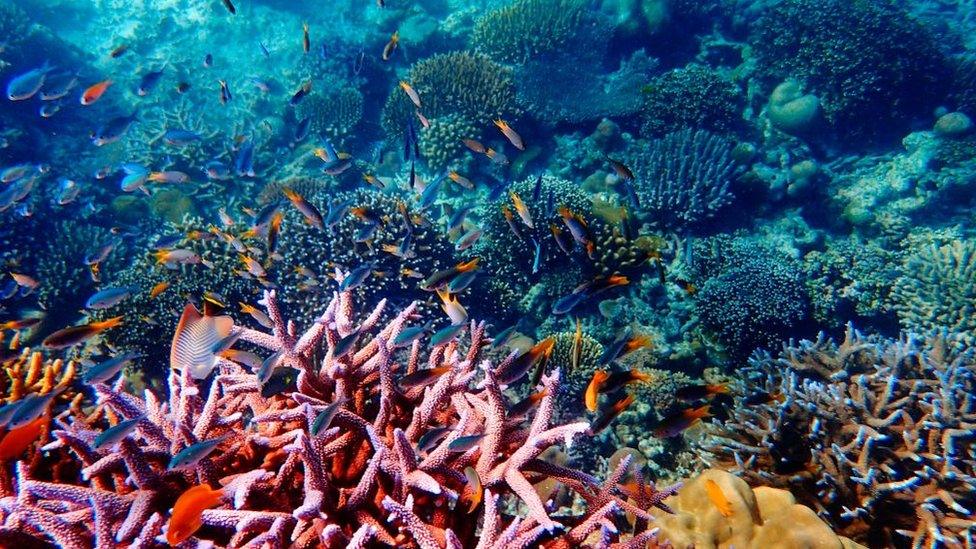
[[0, 0, 974, 547]]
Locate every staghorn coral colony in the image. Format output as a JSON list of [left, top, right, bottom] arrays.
[[0, 0, 974, 547]]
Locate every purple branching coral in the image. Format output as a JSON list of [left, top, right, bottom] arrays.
[[0, 271, 675, 548], [704, 325, 976, 548]]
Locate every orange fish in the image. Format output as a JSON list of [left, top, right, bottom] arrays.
[[166, 484, 225, 546], [462, 466, 483, 514], [493, 119, 524, 150], [498, 336, 554, 385], [448, 171, 474, 190], [382, 30, 399, 61], [0, 416, 48, 461], [42, 316, 123, 349], [509, 191, 533, 228], [704, 479, 733, 517], [80, 80, 112, 105], [0, 317, 42, 331], [622, 334, 653, 355], [584, 370, 609, 412], [653, 405, 710, 438], [149, 281, 171, 299], [590, 393, 634, 434]]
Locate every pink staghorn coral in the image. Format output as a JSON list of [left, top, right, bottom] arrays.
[[705, 324, 976, 548], [0, 272, 674, 548]]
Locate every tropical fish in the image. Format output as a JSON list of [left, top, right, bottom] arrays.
[[704, 479, 733, 517], [332, 330, 360, 358], [169, 436, 227, 470], [137, 67, 165, 96], [558, 206, 592, 248], [653, 405, 711, 438], [448, 433, 484, 452], [462, 466, 483, 513], [91, 114, 138, 146], [218, 349, 262, 370], [382, 30, 399, 61], [86, 286, 136, 309], [399, 81, 421, 107], [204, 53, 213, 67], [239, 254, 266, 277], [39, 101, 62, 118], [0, 416, 47, 461], [40, 72, 77, 101], [501, 205, 526, 240], [214, 80, 232, 107], [310, 399, 346, 436], [392, 321, 430, 347], [302, 22, 310, 53], [436, 288, 468, 325], [149, 281, 170, 299], [6, 391, 58, 429], [166, 484, 225, 546], [177, 82, 191, 94], [399, 365, 451, 389], [282, 188, 324, 228], [0, 317, 42, 331], [491, 325, 518, 348], [531, 238, 542, 274], [339, 264, 373, 291], [448, 171, 474, 190], [256, 350, 283, 384], [675, 384, 729, 401], [430, 323, 465, 346], [154, 249, 206, 268], [325, 199, 354, 229], [447, 205, 472, 232], [485, 147, 509, 166], [585, 368, 651, 411], [6, 63, 54, 101], [1, 164, 33, 183], [163, 129, 202, 147], [289, 80, 312, 106], [606, 156, 634, 180], [743, 391, 785, 406], [80, 80, 112, 105], [83, 351, 142, 384], [170, 303, 233, 379], [454, 228, 482, 251], [235, 140, 255, 176], [589, 394, 635, 434], [93, 416, 143, 451], [462, 138, 485, 154], [510, 388, 548, 418], [493, 119, 524, 150], [417, 427, 452, 453], [419, 258, 479, 291], [9, 272, 39, 289], [551, 291, 586, 315], [509, 192, 533, 228], [43, 317, 123, 349], [497, 337, 555, 385], [447, 270, 476, 293], [550, 223, 574, 255], [221, 0, 236, 14]]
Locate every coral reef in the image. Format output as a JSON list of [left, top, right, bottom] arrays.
[[627, 128, 738, 233], [892, 239, 976, 345], [706, 326, 976, 547], [544, 329, 604, 421], [35, 220, 125, 315], [292, 86, 364, 141], [1, 348, 76, 405], [640, 64, 745, 138], [417, 114, 478, 172], [803, 237, 899, 325], [751, 0, 950, 143], [650, 468, 866, 548], [381, 51, 517, 137], [695, 235, 811, 359], [0, 283, 678, 547], [471, 0, 611, 65]]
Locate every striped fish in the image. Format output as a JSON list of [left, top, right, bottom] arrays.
[[170, 304, 233, 379]]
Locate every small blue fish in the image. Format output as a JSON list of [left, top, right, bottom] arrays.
[[0, 401, 22, 427], [211, 332, 241, 354], [325, 199, 353, 230], [235, 140, 255, 177], [339, 264, 373, 292], [491, 325, 518, 348], [310, 399, 345, 437], [448, 433, 485, 452], [39, 72, 78, 101], [532, 172, 543, 202], [136, 67, 165, 96], [447, 205, 472, 232], [6, 62, 54, 101], [293, 117, 311, 143], [91, 113, 138, 147], [418, 173, 444, 209], [552, 292, 586, 315], [55, 178, 80, 205], [7, 391, 59, 430], [257, 350, 283, 384], [39, 101, 62, 118], [86, 286, 136, 309], [354, 222, 379, 243], [259, 42, 271, 58], [417, 427, 452, 453], [430, 323, 465, 347], [332, 330, 360, 358], [168, 435, 227, 470], [598, 329, 632, 365], [83, 351, 142, 384], [531, 238, 542, 274], [447, 270, 476, 293], [163, 129, 202, 146], [93, 415, 144, 450], [0, 280, 19, 300], [392, 321, 430, 348], [205, 160, 232, 181]]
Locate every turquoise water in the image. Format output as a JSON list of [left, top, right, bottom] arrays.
[[0, 0, 975, 547]]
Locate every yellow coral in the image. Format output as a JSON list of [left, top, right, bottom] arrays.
[[2, 347, 76, 403], [650, 469, 866, 549]]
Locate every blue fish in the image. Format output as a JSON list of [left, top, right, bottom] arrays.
[[418, 173, 444, 209], [7, 391, 59, 430], [448, 433, 485, 452], [339, 264, 373, 292], [310, 399, 345, 437], [6, 62, 54, 101], [430, 323, 465, 346], [211, 332, 241, 354], [552, 291, 586, 315], [136, 67, 165, 96], [417, 427, 452, 453], [0, 400, 24, 427], [83, 351, 142, 384], [163, 128, 202, 146], [91, 114, 138, 147], [205, 160, 232, 181], [85, 286, 136, 309], [447, 205, 472, 232], [293, 117, 311, 143], [325, 199, 354, 230], [531, 238, 542, 274], [257, 350, 283, 384], [332, 330, 360, 358], [532, 172, 543, 202], [392, 321, 430, 348], [235, 140, 255, 177], [93, 415, 144, 450], [168, 435, 227, 470], [447, 270, 477, 293], [491, 325, 518, 348]]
